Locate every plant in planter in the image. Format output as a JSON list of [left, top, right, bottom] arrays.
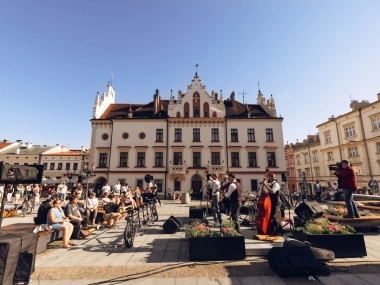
[[187, 220, 246, 261], [294, 217, 366, 258], [325, 205, 373, 217]]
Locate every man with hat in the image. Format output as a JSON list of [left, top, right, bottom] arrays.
[[335, 160, 360, 218], [220, 175, 231, 216], [261, 172, 282, 236]]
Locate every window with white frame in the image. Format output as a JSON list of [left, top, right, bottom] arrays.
[[297, 169, 302, 177], [327, 152, 333, 161], [304, 154, 309, 164], [313, 152, 319, 162], [315, 167, 320, 177], [345, 125, 356, 138], [348, 147, 358, 157], [296, 155, 301, 165], [373, 117, 380, 131], [305, 168, 311, 177], [325, 133, 331, 143], [377, 142, 380, 153]]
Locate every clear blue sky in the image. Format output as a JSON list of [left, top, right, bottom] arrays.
[[1, 0, 379, 149]]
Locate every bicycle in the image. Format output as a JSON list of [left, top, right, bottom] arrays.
[[123, 197, 158, 248], [21, 194, 34, 216]]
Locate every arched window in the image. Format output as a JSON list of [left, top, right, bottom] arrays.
[[193, 92, 200, 117], [212, 111, 217, 117], [184, 102, 190, 118], [176, 111, 181, 118], [203, 102, 209, 117]]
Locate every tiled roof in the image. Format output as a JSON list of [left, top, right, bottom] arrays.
[[0, 142, 13, 150], [96, 98, 270, 120], [44, 151, 82, 156], [0, 145, 56, 155]]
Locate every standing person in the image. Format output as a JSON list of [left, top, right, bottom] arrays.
[[121, 182, 128, 196], [147, 180, 154, 193], [102, 181, 110, 196], [314, 180, 322, 202], [33, 184, 40, 205], [6, 184, 14, 202], [15, 184, 24, 201], [152, 184, 162, 207], [222, 173, 242, 233], [327, 182, 335, 201], [220, 175, 231, 216], [202, 173, 221, 227], [261, 173, 282, 236], [113, 181, 121, 199], [0, 183, 4, 199], [57, 181, 68, 204], [335, 160, 360, 218]]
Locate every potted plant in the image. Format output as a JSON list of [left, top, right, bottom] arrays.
[[187, 220, 246, 261], [293, 217, 366, 258]]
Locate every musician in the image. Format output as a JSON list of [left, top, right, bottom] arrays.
[[222, 173, 242, 233], [262, 173, 282, 236], [220, 175, 231, 216], [202, 173, 221, 227]]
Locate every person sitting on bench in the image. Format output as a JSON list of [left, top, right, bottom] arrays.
[[34, 197, 53, 225], [65, 196, 89, 239], [86, 192, 99, 225], [103, 202, 122, 227]]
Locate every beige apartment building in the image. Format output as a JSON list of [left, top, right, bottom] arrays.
[[89, 73, 287, 196], [289, 94, 380, 192]]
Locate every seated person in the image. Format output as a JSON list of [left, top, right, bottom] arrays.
[[102, 193, 111, 207], [46, 199, 74, 248], [125, 189, 138, 209], [86, 192, 99, 225], [103, 202, 122, 227], [64, 196, 89, 239], [34, 197, 53, 225]]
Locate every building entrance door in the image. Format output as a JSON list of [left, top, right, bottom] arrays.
[[191, 174, 203, 200]]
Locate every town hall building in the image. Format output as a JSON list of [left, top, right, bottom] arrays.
[[88, 73, 286, 197]]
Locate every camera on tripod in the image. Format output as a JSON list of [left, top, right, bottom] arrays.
[[328, 162, 342, 171]]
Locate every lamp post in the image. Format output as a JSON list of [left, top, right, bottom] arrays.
[[66, 169, 76, 194], [82, 163, 95, 207]]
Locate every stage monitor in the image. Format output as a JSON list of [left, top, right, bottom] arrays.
[[0, 162, 44, 184]]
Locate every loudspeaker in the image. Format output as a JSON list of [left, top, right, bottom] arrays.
[[294, 201, 324, 221], [281, 173, 287, 182], [163, 216, 181, 234], [77, 175, 83, 184], [267, 246, 320, 277]]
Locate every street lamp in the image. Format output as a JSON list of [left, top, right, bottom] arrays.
[[66, 169, 76, 193], [82, 162, 95, 206]]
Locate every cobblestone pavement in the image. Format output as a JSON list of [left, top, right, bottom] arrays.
[[3, 199, 380, 284]]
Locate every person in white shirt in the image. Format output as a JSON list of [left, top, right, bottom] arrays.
[[102, 182, 110, 196], [86, 192, 99, 225], [0, 184, 4, 199], [222, 173, 242, 233], [114, 181, 121, 194], [121, 183, 128, 195], [147, 181, 154, 193], [202, 173, 221, 227], [261, 173, 282, 236], [57, 181, 68, 203]]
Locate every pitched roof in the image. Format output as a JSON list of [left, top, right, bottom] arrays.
[[44, 150, 82, 156], [95, 99, 271, 120], [0, 142, 13, 150], [0, 145, 57, 155]]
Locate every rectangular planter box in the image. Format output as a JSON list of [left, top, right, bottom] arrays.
[[189, 208, 204, 219], [189, 235, 246, 261], [293, 230, 367, 258]]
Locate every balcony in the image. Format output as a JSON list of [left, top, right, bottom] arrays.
[[169, 165, 187, 175], [208, 164, 226, 174]]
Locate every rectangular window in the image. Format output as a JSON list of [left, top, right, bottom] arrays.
[[154, 179, 163, 193], [304, 154, 309, 164], [173, 152, 182, 165], [43, 163, 48, 170], [14, 163, 19, 165], [325, 133, 331, 143], [266, 128, 274, 141], [73, 163, 78, 171], [250, 179, 258, 191], [136, 179, 143, 189], [267, 152, 276, 167], [315, 167, 320, 177], [377, 142, 380, 153], [193, 109, 200, 117], [327, 152, 333, 161], [99, 153, 107, 168], [193, 152, 201, 167], [174, 180, 181, 190], [348, 147, 358, 157], [247, 129, 255, 142], [155, 152, 163, 167], [373, 117, 380, 131], [305, 168, 311, 177], [137, 152, 145, 167], [65, 163, 70, 170], [174, 128, 182, 142], [193, 128, 200, 142], [24, 163, 28, 165], [313, 152, 319, 162], [231, 129, 238, 142], [211, 152, 220, 165], [50, 163, 55, 170], [211, 128, 219, 141], [57, 163, 63, 170], [248, 152, 257, 167], [297, 169, 302, 177], [231, 152, 240, 167], [345, 125, 356, 138], [156, 129, 163, 142], [296, 155, 300, 165], [119, 152, 128, 167]]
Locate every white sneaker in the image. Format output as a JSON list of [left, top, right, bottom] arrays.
[[214, 222, 221, 227]]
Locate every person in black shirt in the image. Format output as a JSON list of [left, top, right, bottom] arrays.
[[34, 197, 53, 225]]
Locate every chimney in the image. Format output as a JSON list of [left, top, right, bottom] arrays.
[[153, 89, 160, 115], [56, 144, 60, 146], [26, 142, 33, 148], [215, 93, 218, 100], [81, 146, 86, 152], [16, 148, 20, 154], [377, 93, 380, 101], [230, 91, 235, 105]]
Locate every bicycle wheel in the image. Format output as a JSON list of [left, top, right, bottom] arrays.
[[26, 202, 33, 214], [151, 205, 158, 222], [21, 202, 27, 216], [124, 220, 135, 248]]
